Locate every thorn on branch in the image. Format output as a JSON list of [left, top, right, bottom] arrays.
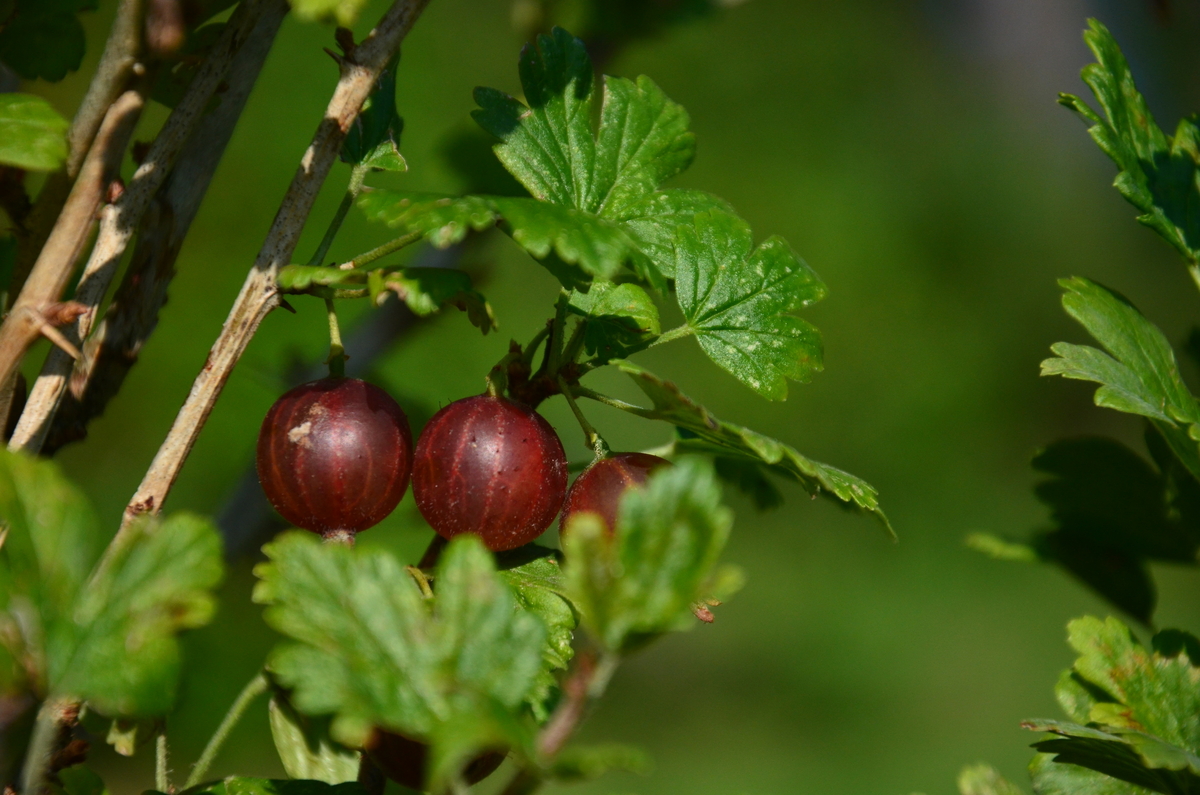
[[42, 302, 88, 327], [335, 27, 358, 61]]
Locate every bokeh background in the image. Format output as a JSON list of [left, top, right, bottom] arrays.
[[20, 0, 1200, 793]]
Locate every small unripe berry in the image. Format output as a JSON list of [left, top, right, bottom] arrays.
[[560, 452, 671, 535], [412, 394, 567, 551], [256, 377, 413, 536]]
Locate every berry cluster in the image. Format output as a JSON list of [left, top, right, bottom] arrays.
[[256, 377, 669, 549]]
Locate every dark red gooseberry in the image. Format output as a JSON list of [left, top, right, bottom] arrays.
[[256, 377, 412, 536], [412, 394, 567, 551], [367, 730, 505, 791], [560, 452, 672, 536]]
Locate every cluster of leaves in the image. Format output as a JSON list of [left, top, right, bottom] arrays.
[[335, 26, 889, 529], [971, 21, 1200, 625], [1025, 616, 1200, 795], [960, 21, 1200, 795], [0, 449, 224, 775], [0, 0, 95, 83], [253, 458, 737, 791]]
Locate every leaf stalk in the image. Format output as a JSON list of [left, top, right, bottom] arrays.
[[185, 672, 270, 788]]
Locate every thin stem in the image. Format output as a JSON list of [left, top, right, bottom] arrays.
[[575, 324, 693, 376], [185, 672, 270, 788], [558, 376, 607, 458], [544, 291, 570, 376], [571, 385, 656, 419], [306, 163, 369, 267], [405, 565, 434, 597], [344, 230, 422, 269], [521, 323, 551, 366], [325, 297, 346, 378], [156, 728, 171, 793], [561, 319, 586, 364], [650, 324, 693, 348], [19, 699, 64, 795]]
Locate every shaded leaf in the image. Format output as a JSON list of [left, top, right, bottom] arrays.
[[496, 547, 575, 724], [1029, 750, 1155, 795], [562, 457, 738, 651], [0, 0, 87, 82], [342, 55, 405, 172], [712, 456, 784, 511], [1041, 277, 1200, 481], [268, 694, 360, 784], [0, 94, 69, 171], [610, 359, 891, 532], [674, 211, 826, 399], [568, 282, 660, 361], [1059, 20, 1200, 264], [253, 534, 546, 747]]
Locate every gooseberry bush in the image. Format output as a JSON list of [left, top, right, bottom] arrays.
[[0, 2, 890, 795], [952, 21, 1200, 795]]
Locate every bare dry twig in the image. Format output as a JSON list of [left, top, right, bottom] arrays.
[[42, 0, 291, 456], [10, 0, 280, 454], [0, 89, 146, 405], [115, 0, 432, 538]]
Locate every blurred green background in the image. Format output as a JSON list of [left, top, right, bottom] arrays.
[[20, 0, 1200, 792]]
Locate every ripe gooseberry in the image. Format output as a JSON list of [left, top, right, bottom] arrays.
[[367, 730, 505, 791], [256, 377, 413, 537], [560, 452, 672, 536], [412, 394, 567, 551]]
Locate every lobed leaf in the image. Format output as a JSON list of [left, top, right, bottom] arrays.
[[50, 513, 224, 716], [609, 360, 891, 532], [971, 433, 1200, 625], [673, 212, 826, 399], [0, 94, 69, 171], [562, 457, 737, 652], [1041, 277, 1200, 481], [1059, 20, 1200, 264], [253, 533, 546, 748]]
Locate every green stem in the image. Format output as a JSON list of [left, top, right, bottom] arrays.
[[559, 377, 608, 458], [305, 162, 369, 267], [156, 728, 171, 793], [561, 319, 586, 364], [649, 324, 693, 348], [572, 385, 656, 419], [345, 230, 422, 269], [185, 672, 270, 788], [544, 291, 570, 375], [521, 323, 551, 366], [326, 297, 346, 378], [19, 699, 64, 795]]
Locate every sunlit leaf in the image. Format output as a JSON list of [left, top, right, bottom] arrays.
[[0, 94, 69, 171]]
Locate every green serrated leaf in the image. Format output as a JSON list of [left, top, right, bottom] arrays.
[[712, 456, 784, 511], [1042, 277, 1200, 481], [268, 694, 360, 784], [286, 0, 367, 26], [615, 189, 734, 280], [1029, 750, 1157, 795], [957, 763, 1025, 795], [562, 457, 734, 652], [673, 211, 826, 399], [183, 778, 366, 795], [342, 55, 405, 172], [609, 359, 891, 533], [0, 94, 69, 171], [568, 282, 660, 361], [51, 512, 223, 716], [496, 547, 576, 724], [426, 699, 529, 793], [253, 534, 545, 748], [1059, 20, 1200, 265], [0, 0, 87, 82]]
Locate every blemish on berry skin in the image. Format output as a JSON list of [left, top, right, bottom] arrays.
[[288, 421, 314, 448]]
